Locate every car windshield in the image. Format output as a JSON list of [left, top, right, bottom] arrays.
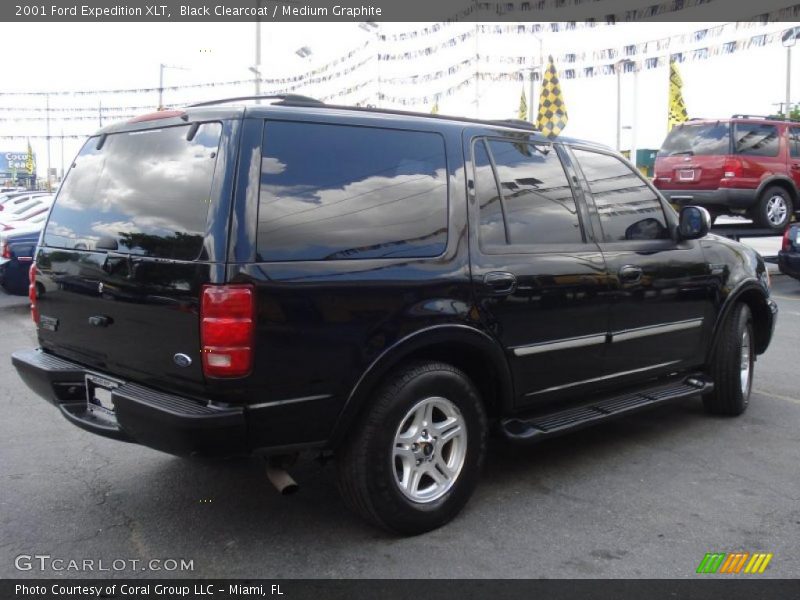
[[658, 122, 731, 156]]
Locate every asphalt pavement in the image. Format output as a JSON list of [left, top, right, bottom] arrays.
[[1, 277, 799, 579]]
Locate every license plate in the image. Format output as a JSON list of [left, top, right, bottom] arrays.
[[678, 169, 695, 181], [85, 374, 119, 422]]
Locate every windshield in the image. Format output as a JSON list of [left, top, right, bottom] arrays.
[[43, 122, 222, 260], [658, 122, 731, 156]]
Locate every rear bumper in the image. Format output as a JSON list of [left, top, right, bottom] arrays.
[[658, 188, 756, 210], [778, 251, 800, 280], [12, 348, 248, 456]]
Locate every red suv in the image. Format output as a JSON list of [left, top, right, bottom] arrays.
[[654, 116, 800, 231]]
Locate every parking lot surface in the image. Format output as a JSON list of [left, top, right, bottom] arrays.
[[1, 277, 799, 579]]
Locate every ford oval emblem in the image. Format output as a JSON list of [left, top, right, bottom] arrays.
[[173, 353, 192, 368]]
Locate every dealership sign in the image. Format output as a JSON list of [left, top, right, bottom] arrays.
[[0, 151, 36, 176]]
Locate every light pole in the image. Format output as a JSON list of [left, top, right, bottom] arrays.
[[616, 59, 635, 152], [255, 0, 262, 98], [158, 64, 188, 110], [521, 66, 542, 124], [530, 32, 544, 123], [360, 22, 381, 107], [782, 26, 799, 118]]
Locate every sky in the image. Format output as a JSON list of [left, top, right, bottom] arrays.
[[0, 20, 797, 179]]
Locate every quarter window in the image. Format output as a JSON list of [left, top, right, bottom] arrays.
[[573, 149, 670, 242], [257, 121, 448, 261]]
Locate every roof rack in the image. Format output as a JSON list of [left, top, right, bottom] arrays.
[[188, 94, 324, 107], [490, 118, 539, 131], [732, 113, 800, 122]]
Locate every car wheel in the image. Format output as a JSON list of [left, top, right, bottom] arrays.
[[703, 303, 753, 416], [336, 361, 487, 535], [753, 186, 792, 231]]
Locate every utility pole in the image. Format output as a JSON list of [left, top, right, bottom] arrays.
[[98, 99, 103, 127], [45, 94, 51, 192], [783, 27, 799, 118], [60, 129, 64, 182], [255, 0, 262, 100], [158, 63, 164, 110], [616, 63, 623, 152]]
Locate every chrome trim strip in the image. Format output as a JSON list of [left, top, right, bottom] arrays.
[[524, 360, 681, 397], [612, 318, 703, 343], [512, 333, 607, 357], [247, 394, 332, 410]]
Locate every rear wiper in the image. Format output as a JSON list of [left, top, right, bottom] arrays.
[[669, 150, 694, 156]]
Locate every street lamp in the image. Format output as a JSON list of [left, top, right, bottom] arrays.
[[616, 59, 636, 152], [158, 64, 188, 110], [782, 26, 800, 118], [520, 66, 542, 124], [530, 32, 544, 123], [359, 21, 381, 107]]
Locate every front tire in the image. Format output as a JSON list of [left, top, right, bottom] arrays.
[[703, 303, 754, 416], [336, 361, 487, 535], [752, 186, 792, 231]]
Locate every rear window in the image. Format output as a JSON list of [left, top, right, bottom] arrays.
[[43, 123, 222, 260], [257, 121, 448, 261], [734, 123, 780, 157], [658, 122, 730, 156]]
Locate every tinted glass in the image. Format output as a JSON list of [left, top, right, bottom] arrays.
[[257, 121, 447, 261], [573, 149, 670, 242], [485, 139, 581, 245], [44, 123, 221, 260], [658, 123, 730, 156], [790, 127, 800, 158], [473, 139, 507, 247], [734, 123, 779, 157]]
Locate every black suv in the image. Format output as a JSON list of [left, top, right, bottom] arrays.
[[13, 97, 777, 534]]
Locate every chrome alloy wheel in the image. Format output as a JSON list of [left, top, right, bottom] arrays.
[[766, 195, 788, 227], [392, 396, 467, 503], [740, 328, 752, 397]]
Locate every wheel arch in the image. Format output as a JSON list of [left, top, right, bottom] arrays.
[[328, 324, 513, 448], [756, 176, 799, 206], [706, 280, 773, 361]]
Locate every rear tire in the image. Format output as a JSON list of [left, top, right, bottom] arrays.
[[752, 186, 792, 231], [703, 303, 753, 416], [336, 361, 487, 535]]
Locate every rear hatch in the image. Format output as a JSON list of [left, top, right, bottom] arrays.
[[654, 121, 731, 191], [36, 121, 224, 396]]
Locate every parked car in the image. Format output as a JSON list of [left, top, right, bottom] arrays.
[[12, 97, 777, 534], [0, 191, 48, 212], [778, 223, 800, 281], [654, 116, 800, 231], [0, 195, 53, 231], [0, 227, 40, 295]]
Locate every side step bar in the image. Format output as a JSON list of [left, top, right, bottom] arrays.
[[500, 376, 713, 443]]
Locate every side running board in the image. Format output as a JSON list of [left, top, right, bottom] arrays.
[[500, 376, 712, 443]]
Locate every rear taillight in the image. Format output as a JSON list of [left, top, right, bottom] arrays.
[[783, 227, 793, 252], [1, 241, 10, 259], [200, 285, 255, 378], [723, 157, 742, 179], [29, 262, 39, 325]]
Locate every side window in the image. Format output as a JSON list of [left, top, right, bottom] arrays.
[[790, 127, 800, 158], [573, 149, 670, 242], [257, 121, 448, 261], [474, 138, 583, 246], [473, 139, 507, 247], [734, 123, 780, 157]]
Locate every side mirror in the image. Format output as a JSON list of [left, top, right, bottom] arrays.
[[678, 206, 711, 240]]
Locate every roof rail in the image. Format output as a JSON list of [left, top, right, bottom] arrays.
[[490, 118, 538, 131], [732, 113, 800, 123], [188, 94, 324, 107]]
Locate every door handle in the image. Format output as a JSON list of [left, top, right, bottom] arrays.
[[483, 271, 517, 295], [618, 265, 643, 283]]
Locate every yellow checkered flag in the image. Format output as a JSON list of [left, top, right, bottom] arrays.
[[668, 59, 688, 131], [536, 56, 568, 139], [518, 87, 527, 121]]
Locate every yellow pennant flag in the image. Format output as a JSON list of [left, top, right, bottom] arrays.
[[25, 139, 34, 175], [668, 59, 688, 131], [518, 87, 527, 121], [430, 101, 439, 115], [537, 56, 568, 139]]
